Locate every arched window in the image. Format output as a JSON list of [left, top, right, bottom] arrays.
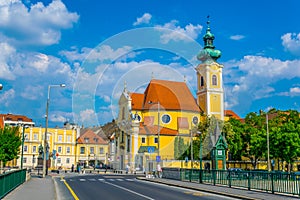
[[200, 76, 204, 87], [212, 75, 217, 86]]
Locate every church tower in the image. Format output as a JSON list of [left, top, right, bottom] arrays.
[[196, 17, 224, 120]]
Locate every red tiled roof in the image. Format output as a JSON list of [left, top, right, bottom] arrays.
[[77, 129, 108, 144], [142, 79, 200, 112], [130, 93, 144, 110], [0, 113, 33, 123], [224, 110, 241, 119]]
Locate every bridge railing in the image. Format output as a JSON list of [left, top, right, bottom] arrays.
[[162, 168, 300, 197], [0, 169, 26, 199]]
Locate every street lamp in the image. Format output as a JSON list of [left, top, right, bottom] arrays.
[[196, 131, 203, 183], [20, 124, 29, 169], [148, 101, 160, 159], [190, 122, 195, 169], [43, 84, 65, 178], [266, 113, 271, 172]]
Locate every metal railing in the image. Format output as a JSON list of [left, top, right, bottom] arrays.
[[162, 168, 300, 196], [0, 169, 26, 199]]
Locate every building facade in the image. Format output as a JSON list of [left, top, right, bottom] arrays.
[[114, 19, 228, 171], [19, 126, 78, 169], [76, 129, 109, 168]]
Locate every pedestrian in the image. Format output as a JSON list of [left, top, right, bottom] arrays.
[[126, 163, 130, 174], [157, 163, 162, 178]]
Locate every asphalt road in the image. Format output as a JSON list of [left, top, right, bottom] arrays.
[[62, 174, 238, 200]]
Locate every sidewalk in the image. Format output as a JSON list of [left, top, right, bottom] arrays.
[[138, 177, 300, 200], [3, 174, 56, 200]]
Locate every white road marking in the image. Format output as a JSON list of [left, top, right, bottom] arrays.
[[126, 179, 134, 181], [79, 179, 86, 181], [104, 181, 155, 200], [88, 179, 96, 181], [98, 179, 105, 181], [117, 179, 123, 181]]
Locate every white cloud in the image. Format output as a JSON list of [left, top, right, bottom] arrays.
[[224, 56, 300, 110], [0, 42, 16, 80], [20, 85, 43, 100], [281, 33, 300, 56], [61, 45, 133, 63], [79, 109, 98, 126], [0, 0, 79, 46], [279, 87, 300, 97], [133, 13, 152, 26], [155, 20, 203, 44], [49, 113, 67, 123], [230, 35, 245, 40], [0, 89, 15, 107]]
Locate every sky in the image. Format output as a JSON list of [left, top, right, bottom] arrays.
[[0, 0, 300, 127]]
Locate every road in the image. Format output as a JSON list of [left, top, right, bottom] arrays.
[[60, 174, 238, 200]]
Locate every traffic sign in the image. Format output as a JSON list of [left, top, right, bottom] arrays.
[[148, 146, 155, 153], [156, 156, 161, 162]]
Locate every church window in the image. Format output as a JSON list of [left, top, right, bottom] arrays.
[[212, 75, 217, 86], [200, 76, 204, 86], [161, 114, 171, 124]]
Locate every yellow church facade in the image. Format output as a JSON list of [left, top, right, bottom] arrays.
[[114, 18, 228, 171]]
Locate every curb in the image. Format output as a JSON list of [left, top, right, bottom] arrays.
[[137, 177, 258, 200]]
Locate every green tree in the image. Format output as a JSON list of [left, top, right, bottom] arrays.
[[0, 125, 22, 173], [270, 110, 300, 171], [224, 118, 243, 160]]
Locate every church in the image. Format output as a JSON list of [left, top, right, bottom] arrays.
[[114, 19, 238, 171]]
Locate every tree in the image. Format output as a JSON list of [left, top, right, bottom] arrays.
[[0, 125, 22, 173], [270, 110, 300, 171], [224, 118, 243, 160]]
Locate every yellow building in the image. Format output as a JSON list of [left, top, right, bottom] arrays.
[[76, 129, 109, 168], [115, 18, 228, 171], [18, 126, 78, 170]]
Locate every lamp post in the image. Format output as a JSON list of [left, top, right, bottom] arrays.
[[266, 113, 271, 172], [20, 125, 27, 169], [196, 131, 202, 183], [43, 84, 65, 178], [190, 122, 194, 169]]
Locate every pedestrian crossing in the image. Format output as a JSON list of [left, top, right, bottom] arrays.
[[68, 178, 137, 182]]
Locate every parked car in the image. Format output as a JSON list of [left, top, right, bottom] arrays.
[[227, 168, 248, 179]]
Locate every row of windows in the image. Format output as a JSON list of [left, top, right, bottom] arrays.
[[23, 157, 71, 164], [23, 145, 72, 154], [24, 133, 73, 142], [141, 137, 158, 144], [80, 147, 105, 155]]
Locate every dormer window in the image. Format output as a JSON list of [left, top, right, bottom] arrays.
[[84, 137, 89, 143], [93, 138, 98, 142]]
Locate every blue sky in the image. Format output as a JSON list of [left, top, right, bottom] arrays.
[[0, 0, 300, 127]]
